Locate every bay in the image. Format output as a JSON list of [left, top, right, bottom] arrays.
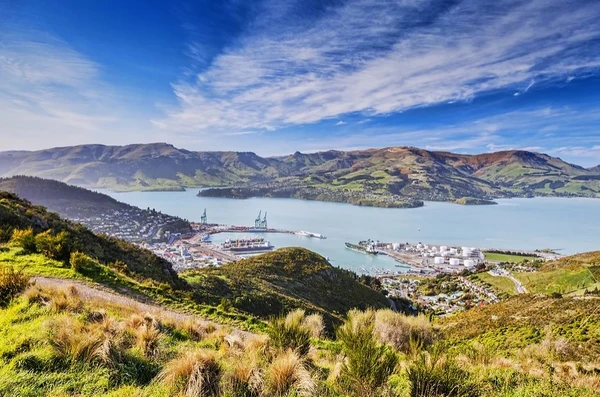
[[107, 189, 600, 274]]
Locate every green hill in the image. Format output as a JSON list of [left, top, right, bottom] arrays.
[[182, 247, 390, 324], [0, 191, 182, 287]]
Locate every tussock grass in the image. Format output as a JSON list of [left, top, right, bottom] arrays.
[[0, 266, 31, 307], [264, 350, 315, 396], [155, 349, 222, 397]]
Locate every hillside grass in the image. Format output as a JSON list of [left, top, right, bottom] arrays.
[[514, 266, 597, 295], [1, 286, 599, 397], [484, 252, 538, 263], [475, 272, 516, 296]]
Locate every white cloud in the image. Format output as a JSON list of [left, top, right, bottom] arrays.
[[0, 32, 156, 149], [335, 120, 346, 126], [156, 0, 600, 134]]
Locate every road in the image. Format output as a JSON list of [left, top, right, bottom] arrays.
[[507, 274, 528, 294], [32, 277, 253, 337], [488, 270, 528, 294]]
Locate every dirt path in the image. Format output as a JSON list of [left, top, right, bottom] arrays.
[[32, 277, 253, 338]]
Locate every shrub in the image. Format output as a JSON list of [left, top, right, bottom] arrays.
[[69, 251, 97, 273], [0, 266, 31, 307], [374, 309, 434, 353], [155, 349, 222, 397], [336, 309, 398, 397], [10, 227, 37, 253], [407, 347, 478, 397], [34, 230, 70, 262], [264, 350, 314, 396], [268, 309, 312, 357]]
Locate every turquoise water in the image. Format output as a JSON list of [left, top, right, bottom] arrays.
[[107, 190, 600, 273]]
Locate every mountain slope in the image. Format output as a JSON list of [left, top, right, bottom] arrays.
[[182, 247, 390, 324], [2, 143, 599, 205], [0, 176, 192, 241]]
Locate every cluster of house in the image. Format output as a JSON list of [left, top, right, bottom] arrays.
[[72, 208, 187, 242], [381, 274, 499, 316], [140, 241, 225, 271]]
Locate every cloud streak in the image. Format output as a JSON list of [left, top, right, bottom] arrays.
[[156, 0, 600, 134]]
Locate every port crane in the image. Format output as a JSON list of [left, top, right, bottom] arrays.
[[254, 210, 262, 228], [254, 211, 268, 229], [201, 209, 207, 224]]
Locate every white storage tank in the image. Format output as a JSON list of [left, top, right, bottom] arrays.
[[464, 259, 476, 268], [434, 257, 445, 265], [449, 258, 461, 266], [392, 243, 400, 250], [440, 245, 448, 252], [449, 248, 458, 255]]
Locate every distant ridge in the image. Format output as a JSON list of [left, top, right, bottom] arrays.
[[1, 143, 599, 204]]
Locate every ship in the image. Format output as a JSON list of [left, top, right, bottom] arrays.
[[222, 237, 274, 253], [345, 242, 378, 254], [200, 234, 211, 243], [295, 230, 327, 239]]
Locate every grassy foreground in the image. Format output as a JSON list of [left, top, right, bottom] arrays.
[[1, 279, 599, 397]]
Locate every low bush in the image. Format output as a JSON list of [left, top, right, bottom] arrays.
[[336, 309, 398, 397], [374, 309, 434, 354], [267, 309, 312, 357], [407, 346, 478, 397], [10, 227, 37, 253]]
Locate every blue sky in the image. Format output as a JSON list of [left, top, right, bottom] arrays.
[[1, 0, 600, 166]]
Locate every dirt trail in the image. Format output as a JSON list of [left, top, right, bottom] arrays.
[[32, 277, 253, 338]]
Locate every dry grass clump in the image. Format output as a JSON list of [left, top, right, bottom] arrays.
[[0, 266, 31, 307], [50, 286, 84, 313], [126, 314, 163, 358], [223, 359, 263, 396], [263, 350, 315, 396], [302, 313, 325, 339], [47, 316, 113, 365], [155, 349, 222, 397], [374, 309, 434, 354]]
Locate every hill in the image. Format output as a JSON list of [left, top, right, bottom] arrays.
[[0, 176, 192, 242], [182, 247, 390, 324], [2, 143, 600, 207], [0, 191, 182, 287]]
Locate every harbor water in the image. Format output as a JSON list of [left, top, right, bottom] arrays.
[[107, 189, 600, 274]]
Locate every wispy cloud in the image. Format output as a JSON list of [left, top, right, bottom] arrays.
[[0, 32, 156, 149], [156, 0, 600, 134], [335, 120, 346, 126]]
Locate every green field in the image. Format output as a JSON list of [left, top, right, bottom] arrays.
[[484, 252, 538, 263], [475, 272, 516, 296]]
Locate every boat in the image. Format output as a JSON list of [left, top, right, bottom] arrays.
[[222, 237, 274, 253], [345, 242, 378, 255], [200, 234, 211, 243], [295, 231, 327, 239]]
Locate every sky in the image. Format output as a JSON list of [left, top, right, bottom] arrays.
[[1, 0, 600, 166]]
